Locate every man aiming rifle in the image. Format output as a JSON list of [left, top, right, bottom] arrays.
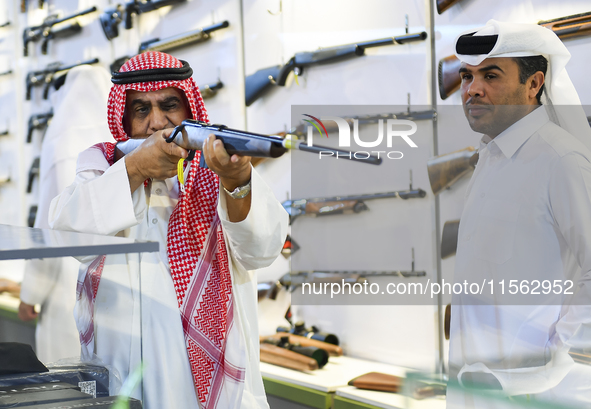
[[448, 20, 591, 407], [48, 52, 288, 409]]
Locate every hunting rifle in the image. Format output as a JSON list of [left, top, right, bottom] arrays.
[[138, 20, 229, 53], [427, 146, 478, 195], [283, 186, 426, 223], [245, 31, 428, 106], [260, 343, 319, 372], [116, 119, 383, 167], [27, 111, 53, 143], [100, 0, 186, 40], [110, 21, 230, 72], [23, 6, 97, 56], [0, 70, 12, 77], [439, 11, 591, 100], [26, 58, 99, 100]]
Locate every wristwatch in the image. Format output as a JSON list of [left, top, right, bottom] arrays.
[[223, 179, 251, 199]]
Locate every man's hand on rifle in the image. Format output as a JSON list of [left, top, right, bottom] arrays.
[[202, 134, 252, 222], [124, 128, 188, 193]]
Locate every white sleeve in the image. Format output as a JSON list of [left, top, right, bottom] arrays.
[[217, 167, 288, 272], [49, 157, 146, 236], [549, 152, 591, 347]]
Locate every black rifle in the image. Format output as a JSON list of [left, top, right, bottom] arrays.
[[0, 21, 10, 28], [0, 70, 12, 77], [138, 20, 229, 53], [0, 129, 8, 137], [27, 157, 40, 193], [26, 58, 99, 100], [283, 187, 426, 223], [100, 0, 186, 40], [245, 31, 428, 106], [27, 111, 53, 143], [23, 6, 97, 56], [198, 80, 223, 99], [116, 119, 382, 167]]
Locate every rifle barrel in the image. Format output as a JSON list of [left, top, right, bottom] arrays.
[[140, 21, 229, 53], [303, 189, 426, 203], [51, 6, 97, 26]]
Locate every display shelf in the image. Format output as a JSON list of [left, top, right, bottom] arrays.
[[263, 377, 332, 409], [0, 225, 158, 260], [334, 386, 445, 409]]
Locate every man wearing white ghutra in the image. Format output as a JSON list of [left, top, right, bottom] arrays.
[[448, 20, 591, 407]]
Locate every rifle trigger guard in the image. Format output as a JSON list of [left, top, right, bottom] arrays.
[[166, 124, 184, 143]]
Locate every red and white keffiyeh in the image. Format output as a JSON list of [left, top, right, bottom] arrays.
[[75, 51, 245, 408]]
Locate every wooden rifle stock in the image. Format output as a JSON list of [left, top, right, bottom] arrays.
[[427, 147, 478, 195], [260, 343, 318, 371], [539, 11, 591, 40], [438, 55, 462, 100], [441, 219, 460, 259], [262, 333, 343, 356], [437, 0, 463, 14]]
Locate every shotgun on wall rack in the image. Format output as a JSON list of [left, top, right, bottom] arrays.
[[138, 20, 230, 53], [26, 58, 99, 100], [245, 31, 428, 106]]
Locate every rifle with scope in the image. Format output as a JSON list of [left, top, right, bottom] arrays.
[[260, 335, 329, 370], [245, 31, 427, 106], [23, 6, 97, 56]]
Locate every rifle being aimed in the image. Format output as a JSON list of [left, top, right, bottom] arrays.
[[245, 31, 427, 106], [116, 119, 383, 167], [283, 187, 426, 223], [439, 11, 591, 100], [23, 6, 97, 56]]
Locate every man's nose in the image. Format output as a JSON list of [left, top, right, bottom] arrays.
[[148, 108, 169, 132], [467, 77, 484, 98]]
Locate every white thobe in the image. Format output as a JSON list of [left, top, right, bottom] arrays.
[[448, 106, 591, 407], [20, 66, 113, 363], [48, 147, 288, 409]]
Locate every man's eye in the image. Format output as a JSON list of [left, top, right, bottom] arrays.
[[461, 74, 472, 81], [136, 106, 149, 114], [163, 103, 178, 110], [485, 74, 496, 79]]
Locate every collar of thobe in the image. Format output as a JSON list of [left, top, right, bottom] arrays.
[[478, 105, 550, 159]]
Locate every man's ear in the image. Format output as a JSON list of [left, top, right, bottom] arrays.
[[528, 71, 545, 103]]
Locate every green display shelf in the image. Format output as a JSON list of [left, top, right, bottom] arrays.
[[333, 395, 384, 409], [263, 377, 332, 409]]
